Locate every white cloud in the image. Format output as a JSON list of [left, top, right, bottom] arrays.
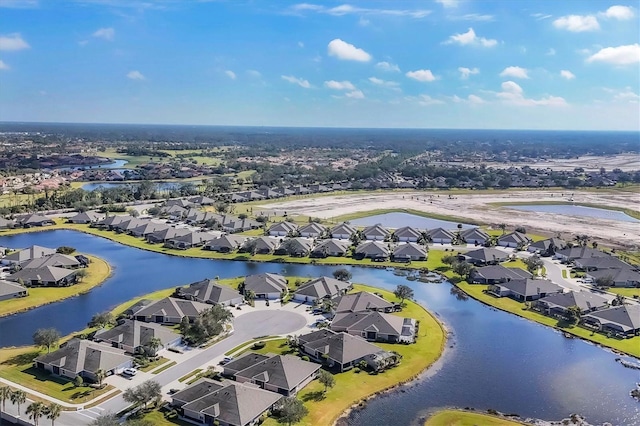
[[247, 70, 261, 78], [298, 41, 304, 48], [345, 90, 365, 99], [368, 77, 400, 88], [324, 80, 356, 90], [225, 70, 236, 80], [290, 3, 430, 18], [0, 0, 38, 8], [560, 70, 575, 80], [281, 75, 311, 88], [126, 70, 145, 80], [467, 94, 485, 104], [92, 27, 115, 41], [327, 39, 371, 62], [613, 89, 639, 103], [602, 5, 635, 20], [587, 44, 640, 65], [417, 94, 444, 105], [0, 33, 29, 51], [444, 28, 497, 47], [553, 15, 599, 32], [376, 61, 400, 72], [499, 66, 529, 79], [458, 66, 479, 79], [0, 59, 8, 70], [406, 69, 437, 82], [358, 16, 370, 26], [546, 48, 556, 56], [453, 13, 494, 22], [435, 0, 458, 8], [531, 13, 553, 20], [497, 80, 567, 106]]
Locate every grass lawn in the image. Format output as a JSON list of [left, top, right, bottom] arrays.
[[261, 283, 445, 426], [0, 255, 111, 317], [456, 282, 640, 358], [152, 361, 176, 374], [178, 369, 202, 383], [607, 287, 640, 298], [140, 409, 196, 426], [138, 356, 169, 372], [424, 409, 526, 426], [225, 336, 283, 356]]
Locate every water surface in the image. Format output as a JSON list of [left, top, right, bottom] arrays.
[[507, 204, 639, 223]]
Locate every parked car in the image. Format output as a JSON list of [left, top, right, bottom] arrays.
[[123, 367, 138, 376], [220, 356, 234, 365]]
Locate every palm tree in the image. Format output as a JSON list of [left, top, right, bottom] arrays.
[[10, 389, 26, 415], [95, 369, 106, 388], [498, 223, 507, 235], [0, 386, 12, 424], [244, 289, 256, 306], [145, 337, 162, 356], [45, 403, 61, 426], [321, 298, 336, 314], [26, 401, 45, 426]]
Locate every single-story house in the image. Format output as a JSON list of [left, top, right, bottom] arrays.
[[0, 217, 16, 229], [527, 238, 566, 256], [469, 265, 533, 284], [161, 205, 188, 220], [243, 237, 280, 255], [93, 319, 181, 355], [554, 246, 607, 262], [393, 226, 422, 243], [225, 354, 321, 397], [188, 195, 216, 206], [331, 223, 356, 240], [334, 291, 394, 314], [460, 228, 490, 246], [243, 273, 288, 300], [221, 217, 262, 233], [0, 279, 28, 301], [268, 222, 298, 237], [276, 238, 314, 257], [574, 256, 631, 271], [204, 235, 247, 253], [20, 253, 81, 270], [131, 297, 212, 324], [68, 211, 105, 224], [362, 224, 390, 241], [586, 268, 640, 288], [95, 215, 129, 230], [428, 228, 455, 244], [298, 222, 326, 238], [392, 243, 427, 262], [581, 305, 640, 337], [1, 245, 56, 265], [297, 330, 399, 372], [177, 279, 244, 306], [488, 278, 563, 301], [8, 266, 77, 287], [293, 276, 352, 303], [462, 247, 508, 266], [146, 227, 191, 244], [130, 221, 169, 238], [165, 231, 216, 250], [497, 231, 531, 248], [171, 379, 283, 426], [34, 338, 133, 382], [534, 291, 608, 317], [330, 311, 417, 343], [310, 239, 351, 258], [165, 199, 195, 209], [15, 213, 54, 228], [355, 241, 390, 260]]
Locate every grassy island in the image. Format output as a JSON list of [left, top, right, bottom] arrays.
[[425, 409, 526, 426]]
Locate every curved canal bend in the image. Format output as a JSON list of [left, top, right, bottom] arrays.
[[0, 231, 637, 425]]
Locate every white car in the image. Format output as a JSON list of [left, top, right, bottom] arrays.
[[123, 367, 138, 376]]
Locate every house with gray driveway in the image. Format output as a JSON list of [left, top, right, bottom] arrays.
[[171, 378, 283, 426], [428, 228, 455, 244], [581, 305, 640, 337], [497, 231, 531, 248], [534, 291, 609, 318], [93, 319, 181, 355], [393, 226, 422, 242], [298, 222, 326, 238], [268, 221, 298, 237], [488, 278, 563, 302], [131, 297, 212, 324], [34, 338, 133, 382], [0, 280, 27, 301], [392, 243, 427, 262], [243, 273, 288, 300], [330, 223, 356, 240], [292, 276, 352, 304], [177, 279, 244, 306], [330, 310, 417, 343], [527, 237, 566, 256], [460, 228, 490, 245]]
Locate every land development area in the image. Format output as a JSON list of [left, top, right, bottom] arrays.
[[0, 126, 638, 426]]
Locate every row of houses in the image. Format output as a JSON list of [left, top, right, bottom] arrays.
[[0, 213, 54, 229]]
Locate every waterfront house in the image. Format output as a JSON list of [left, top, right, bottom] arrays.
[[330, 223, 356, 240], [534, 291, 608, 317], [393, 226, 422, 243], [165, 231, 216, 250], [488, 278, 563, 301], [581, 305, 640, 337], [276, 237, 314, 257], [298, 222, 326, 238], [8, 266, 77, 287], [131, 297, 211, 324], [497, 231, 531, 248], [204, 235, 247, 253], [95, 215, 129, 230], [355, 241, 390, 260], [428, 228, 455, 244], [93, 319, 181, 355], [0, 279, 27, 301], [1, 245, 56, 265], [310, 239, 351, 257], [15, 213, 54, 228], [362, 224, 391, 241], [268, 221, 299, 237], [334, 291, 394, 314], [68, 211, 105, 224], [462, 247, 508, 266], [0, 217, 16, 229], [177, 279, 244, 306], [460, 228, 490, 245], [244, 236, 280, 255], [392, 243, 427, 262], [469, 265, 532, 284], [130, 221, 169, 238], [293, 276, 352, 304], [330, 311, 417, 343], [146, 227, 190, 244], [243, 273, 288, 300], [527, 238, 566, 256], [20, 253, 81, 269], [586, 268, 640, 288]]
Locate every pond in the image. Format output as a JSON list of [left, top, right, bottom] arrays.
[[349, 212, 475, 230], [55, 159, 129, 171], [0, 230, 637, 425], [506, 204, 640, 223]]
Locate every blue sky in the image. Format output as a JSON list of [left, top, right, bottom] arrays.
[[0, 0, 638, 130]]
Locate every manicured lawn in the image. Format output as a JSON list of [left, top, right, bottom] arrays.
[[424, 409, 525, 425], [608, 287, 640, 298], [152, 361, 176, 374], [140, 409, 196, 426], [178, 369, 202, 383], [225, 336, 284, 356], [456, 282, 640, 358], [138, 356, 170, 372], [0, 255, 111, 317]]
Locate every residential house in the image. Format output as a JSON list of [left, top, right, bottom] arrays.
[[93, 319, 181, 355], [221, 217, 262, 233], [0, 217, 16, 229], [20, 253, 81, 269], [574, 256, 631, 271], [34, 338, 133, 382], [171, 379, 283, 426], [131, 297, 212, 324], [462, 247, 508, 266], [292, 276, 352, 303], [256, 188, 279, 199], [1, 245, 56, 265], [204, 235, 247, 253], [130, 221, 169, 238], [460, 228, 490, 246], [297, 329, 399, 372], [330, 311, 417, 343], [225, 354, 321, 397], [161, 205, 188, 220], [527, 238, 566, 256], [164, 199, 194, 209], [95, 215, 129, 230], [276, 238, 314, 257], [0, 279, 27, 301], [112, 217, 146, 234], [268, 222, 298, 237], [330, 223, 356, 240], [497, 231, 531, 248], [392, 243, 427, 262], [165, 231, 216, 249], [469, 265, 533, 284], [8, 266, 77, 287], [534, 291, 608, 318], [15, 213, 54, 227], [177, 279, 244, 306], [244, 236, 280, 255], [586, 268, 640, 288], [428, 228, 455, 244], [333, 291, 394, 314], [243, 273, 288, 300], [355, 241, 390, 260], [555, 246, 607, 262], [393, 226, 422, 243], [146, 227, 191, 244], [68, 211, 105, 224], [310, 239, 351, 258], [581, 305, 640, 337], [298, 222, 326, 238], [362, 224, 390, 241], [488, 278, 563, 301], [188, 195, 216, 205]]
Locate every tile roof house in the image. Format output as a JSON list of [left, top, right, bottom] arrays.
[[68, 211, 105, 224], [8, 266, 78, 287], [460, 228, 491, 246], [581, 305, 640, 337], [330, 223, 356, 240], [534, 291, 609, 317], [330, 311, 417, 343], [1, 245, 56, 265], [362, 224, 391, 241], [462, 247, 509, 266], [0, 279, 28, 301], [334, 291, 394, 314], [172, 379, 283, 426], [268, 222, 298, 237], [428, 228, 455, 244], [527, 238, 566, 256], [20, 253, 81, 270], [131, 297, 212, 324], [293, 276, 352, 303], [497, 231, 531, 248], [177, 279, 244, 306], [469, 265, 533, 284], [204, 235, 247, 253], [226, 353, 321, 397], [34, 338, 133, 382], [488, 279, 563, 301], [355, 241, 390, 260], [243, 273, 288, 300], [392, 242, 427, 262], [393, 226, 422, 243], [310, 239, 351, 258], [93, 319, 181, 355], [298, 222, 326, 238]]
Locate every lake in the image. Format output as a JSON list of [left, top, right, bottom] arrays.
[[55, 159, 129, 171], [507, 204, 640, 223], [81, 181, 188, 191], [0, 230, 638, 425], [349, 212, 475, 230]]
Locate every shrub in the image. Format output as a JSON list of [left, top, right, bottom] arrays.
[[301, 356, 310, 361], [252, 341, 266, 350]]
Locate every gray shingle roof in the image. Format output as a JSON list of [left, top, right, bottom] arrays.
[[471, 265, 532, 282], [244, 273, 288, 294], [537, 291, 608, 311], [132, 297, 211, 319], [393, 226, 422, 239], [8, 266, 76, 283], [334, 291, 393, 313], [427, 228, 455, 240], [299, 330, 385, 365], [298, 222, 326, 235], [294, 276, 351, 299], [575, 256, 631, 270], [233, 354, 321, 392], [205, 235, 247, 250], [495, 279, 563, 297], [0, 280, 27, 298], [393, 243, 427, 258], [582, 305, 640, 332], [362, 224, 390, 238], [312, 239, 350, 255], [355, 241, 389, 256], [555, 246, 606, 260], [3, 245, 56, 263], [94, 319, 180, 350], [330, 223, 356, 237], [180, 279, 242, 304], [460, 228, 490, 241], [331, 311, 408, 336], [463, 247, 508, 263], [35, 338, 131, 375], [529, 238, 566, 251], [20, 254, 80, 269]]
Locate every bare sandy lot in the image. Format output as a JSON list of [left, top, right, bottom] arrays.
[[259, 190, 640, 248], [449, 154, 640, 172]]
